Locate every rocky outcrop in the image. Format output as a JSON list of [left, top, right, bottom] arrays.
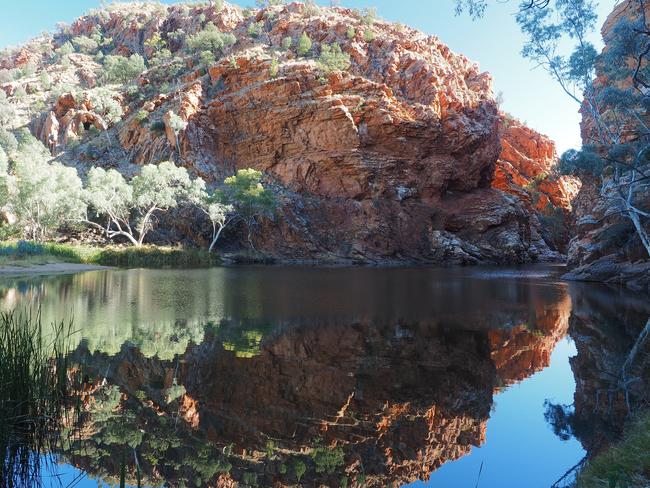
[[107, 3, 571, 263], [565, 0, 650, 292], [7, 1, 579, 264], [32, 91, 110, 153], [565, 281, 650, 455], [495, 118, 579, 213]]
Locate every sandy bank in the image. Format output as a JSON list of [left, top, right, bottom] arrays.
[[0, 263, 109, 277]]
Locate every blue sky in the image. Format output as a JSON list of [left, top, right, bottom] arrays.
[[0, 0, 615, 153]]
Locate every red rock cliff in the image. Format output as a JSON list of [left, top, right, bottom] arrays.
[[19, 1, 578, 264]]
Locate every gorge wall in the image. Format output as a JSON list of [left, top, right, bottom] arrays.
[[564, 0, 650, 292], [0, 1, 573, 264]]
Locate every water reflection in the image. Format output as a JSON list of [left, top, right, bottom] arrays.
[[0, 266, 645, 487]]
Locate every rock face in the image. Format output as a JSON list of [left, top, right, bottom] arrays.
[[566, 282, 650, 455], [494, 117, 580, 252], [16, 1, 575, 264], [565, 0, 650, 293], [32, 90, 110, 153]]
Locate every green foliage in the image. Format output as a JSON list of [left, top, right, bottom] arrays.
[[270, 58, 280, 78], [346, 26, 356, 40], [310, 445, 345, 474], [0, 93, 16, 127], [21, 61, 37, 77], [297, 32, 312, 57], [363, 28, 375, 42], [164, 379, 186, 404], [223, 168, 277, 248], [294, 459, 306, 481], [102, 54, 146, 84], [247, 21, 264, 38], [454, 0, 487, 19], [55, 41, 74, 60], [85, 87, 124, 124], [361, 7, 377, 25], [558, 145, 605, 176], [0, 312, 72, 488], [186, 22, 236, 54], [576, 410, 650, 487], [135, 109, 149, 125], [86, 161, 199, 246], [72, 35, 99, 54], [318, 43, 351, 74], [304, 0, 320, 16], [39, 71, 52, 91], [0, 128, 18, 155], [1, 134, 86, 241], [281, 36, 292, 50], [149, 48, 173, 67], [12, 85, 27, 101], [199, 50, 216, 68], [144, 32, 166, 52]]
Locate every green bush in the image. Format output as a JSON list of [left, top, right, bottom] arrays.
[[281, 36, 292, 50], [297, 32, 312, 57], [186, 22, 236, 54], [310, 446, 345, 474], [318, 43, 351, 74], [72, 35, 99, 54], [102, 54, 146, 84], [363, 28, 375, 42], [247, 21, 264, 38], [346, 26, 356, 39]]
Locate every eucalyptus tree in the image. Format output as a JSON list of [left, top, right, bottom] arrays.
[[85, 161, 198, 246], [222, 168, 276, 249], [2, 134, 86, 241]]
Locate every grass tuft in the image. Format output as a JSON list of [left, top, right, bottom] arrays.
[[576, 410, 650, 487]]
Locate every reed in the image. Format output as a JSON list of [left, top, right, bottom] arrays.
[[0, 311, 72, 487]]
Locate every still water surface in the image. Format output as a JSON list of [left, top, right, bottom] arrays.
[[1, 265, 646, 487]]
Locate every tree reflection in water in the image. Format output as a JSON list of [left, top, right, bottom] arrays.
[[0, 267, 646, 487]]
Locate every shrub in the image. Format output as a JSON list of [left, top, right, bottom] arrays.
[[361, 7, 377, 25], [0, 69, 12, 83], [150, 120, 166, 133], [297, 32, 312, 57], [102, 54, 146, 84], [363, 28, 375, 42], [247, 21, 264, 38], [318, 43, 351, 73], [39, 71, 52, 91], [311, 446, 345, 474], [304, 0, 320, 16], [22, 61, 37, 77], [135, 109, 149, 125], [294, 460, 306, 482], [270, 58, 280, 78], [186, 22, 236, 54], [144, 32, 166, 52], [55, 41, 74, 59], [12, 85, 27, 101], [281, 36, 292, 50], [199, 50, 216, 68], [72, 35, 99, 54], [346, 26, 356, 39], [0, 128, 18, 155]]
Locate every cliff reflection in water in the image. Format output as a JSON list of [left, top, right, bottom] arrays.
[[0, 267, 581, 487]]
